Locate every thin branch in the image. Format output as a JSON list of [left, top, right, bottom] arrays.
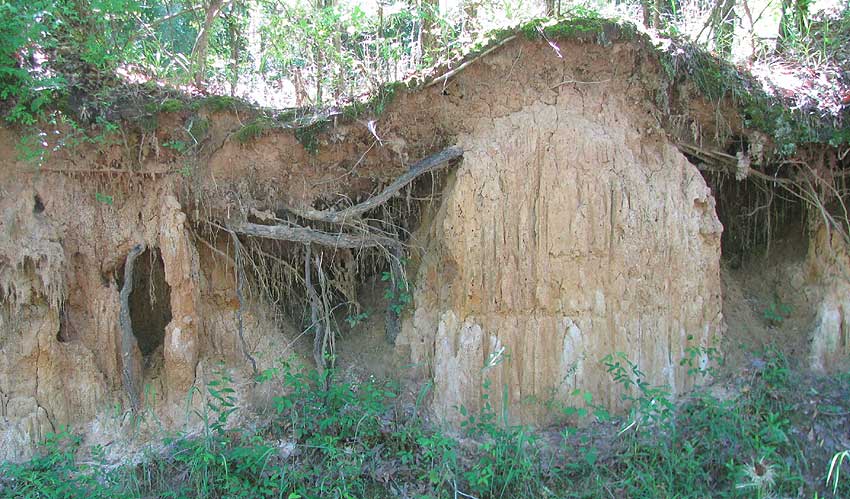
[[424, 36, 517, 89]]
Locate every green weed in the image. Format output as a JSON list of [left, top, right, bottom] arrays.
[[763, 300, 793, 326], [201, 96, 244, 113], [159, 98, 184, 113], [234, 118, 272, 143], [381, 270, 412, 314], [1, 347, 846, 499], [0, 428, 131, 499]]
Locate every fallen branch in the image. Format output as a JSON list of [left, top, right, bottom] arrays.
[[119, 243, 145, 412], [231, 222, 399, 249], [287, 146, 463, 224]]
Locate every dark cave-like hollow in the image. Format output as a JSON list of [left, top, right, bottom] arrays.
[[128, 248, 172, 360]]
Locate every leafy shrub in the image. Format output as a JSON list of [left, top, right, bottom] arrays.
[[1, 348, 846, 499], [0, 428, 131, 499], [459, 381, 542, 498]]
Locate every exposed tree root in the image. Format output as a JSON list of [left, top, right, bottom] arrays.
[[229, 146, 461, 250], [683, 140, 850, 256], [231, 222, 399, 248], [286, 146, 463, 224], [119, 243, 145, 412], [230, 232, 257, 378], [223, 146, 463, 365], [316, 255, 335, 381], [304, 243, 327, 375]]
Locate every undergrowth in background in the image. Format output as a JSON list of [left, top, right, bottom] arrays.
[[1, 348, 849, 499]]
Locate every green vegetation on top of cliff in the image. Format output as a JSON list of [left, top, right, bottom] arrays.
[[493, 15, 849, 154], [2, 0, 846, 154]]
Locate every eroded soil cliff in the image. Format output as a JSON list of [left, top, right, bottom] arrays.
[[1, 27, 847, 461]]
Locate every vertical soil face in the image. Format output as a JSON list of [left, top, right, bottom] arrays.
[[398, 98, 724, 424]]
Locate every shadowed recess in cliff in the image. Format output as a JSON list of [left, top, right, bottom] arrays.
[[125, 248, 171, 364]]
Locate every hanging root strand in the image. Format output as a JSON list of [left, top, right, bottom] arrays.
[[119, 243, 146, 412]]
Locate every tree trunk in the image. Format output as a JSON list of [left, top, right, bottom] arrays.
[[641, 0, 652, 27], [193, 0, 225, 88], [313, 0, 334, 107], [226, 6, 240, 97], [420, 0, 439, 63]]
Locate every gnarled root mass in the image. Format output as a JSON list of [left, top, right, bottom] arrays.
[[226, 146, 462, 367]]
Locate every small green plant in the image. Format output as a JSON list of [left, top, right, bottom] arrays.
[[828, 450, 849, 495], [459, 378, 542, 498], [159, 98, 184, 113], [187, 117, 210, 141], [0, 427, 130, 499], [95, 192, 114, 205], [382, 270, 412, 314], [234, 118, 272, 143], [763, 299, 792, 325], [344, 310, 369, 328], [560, 388, 610, 422], [204, 367, 238, 436], [201, 95, 242, 112], [163, 365, 278, 498], [602, 352, 674, 430], [681, 335, 723, 377], [267, 358, 400, 497], [557, 389, 610, 473], [16, 132, 49, 165], [177, 162, 193, 177], [293, 120, 327, 154], [90, 117, 121, 146], [162, 139, 187, 153]]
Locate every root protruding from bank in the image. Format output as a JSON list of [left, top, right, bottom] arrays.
[[224, 146, 462, 358], [119, 243, 145, 412], [230, 232, 257, 378], [286, 146, 462, 224], [230, 222, 398, 249]]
